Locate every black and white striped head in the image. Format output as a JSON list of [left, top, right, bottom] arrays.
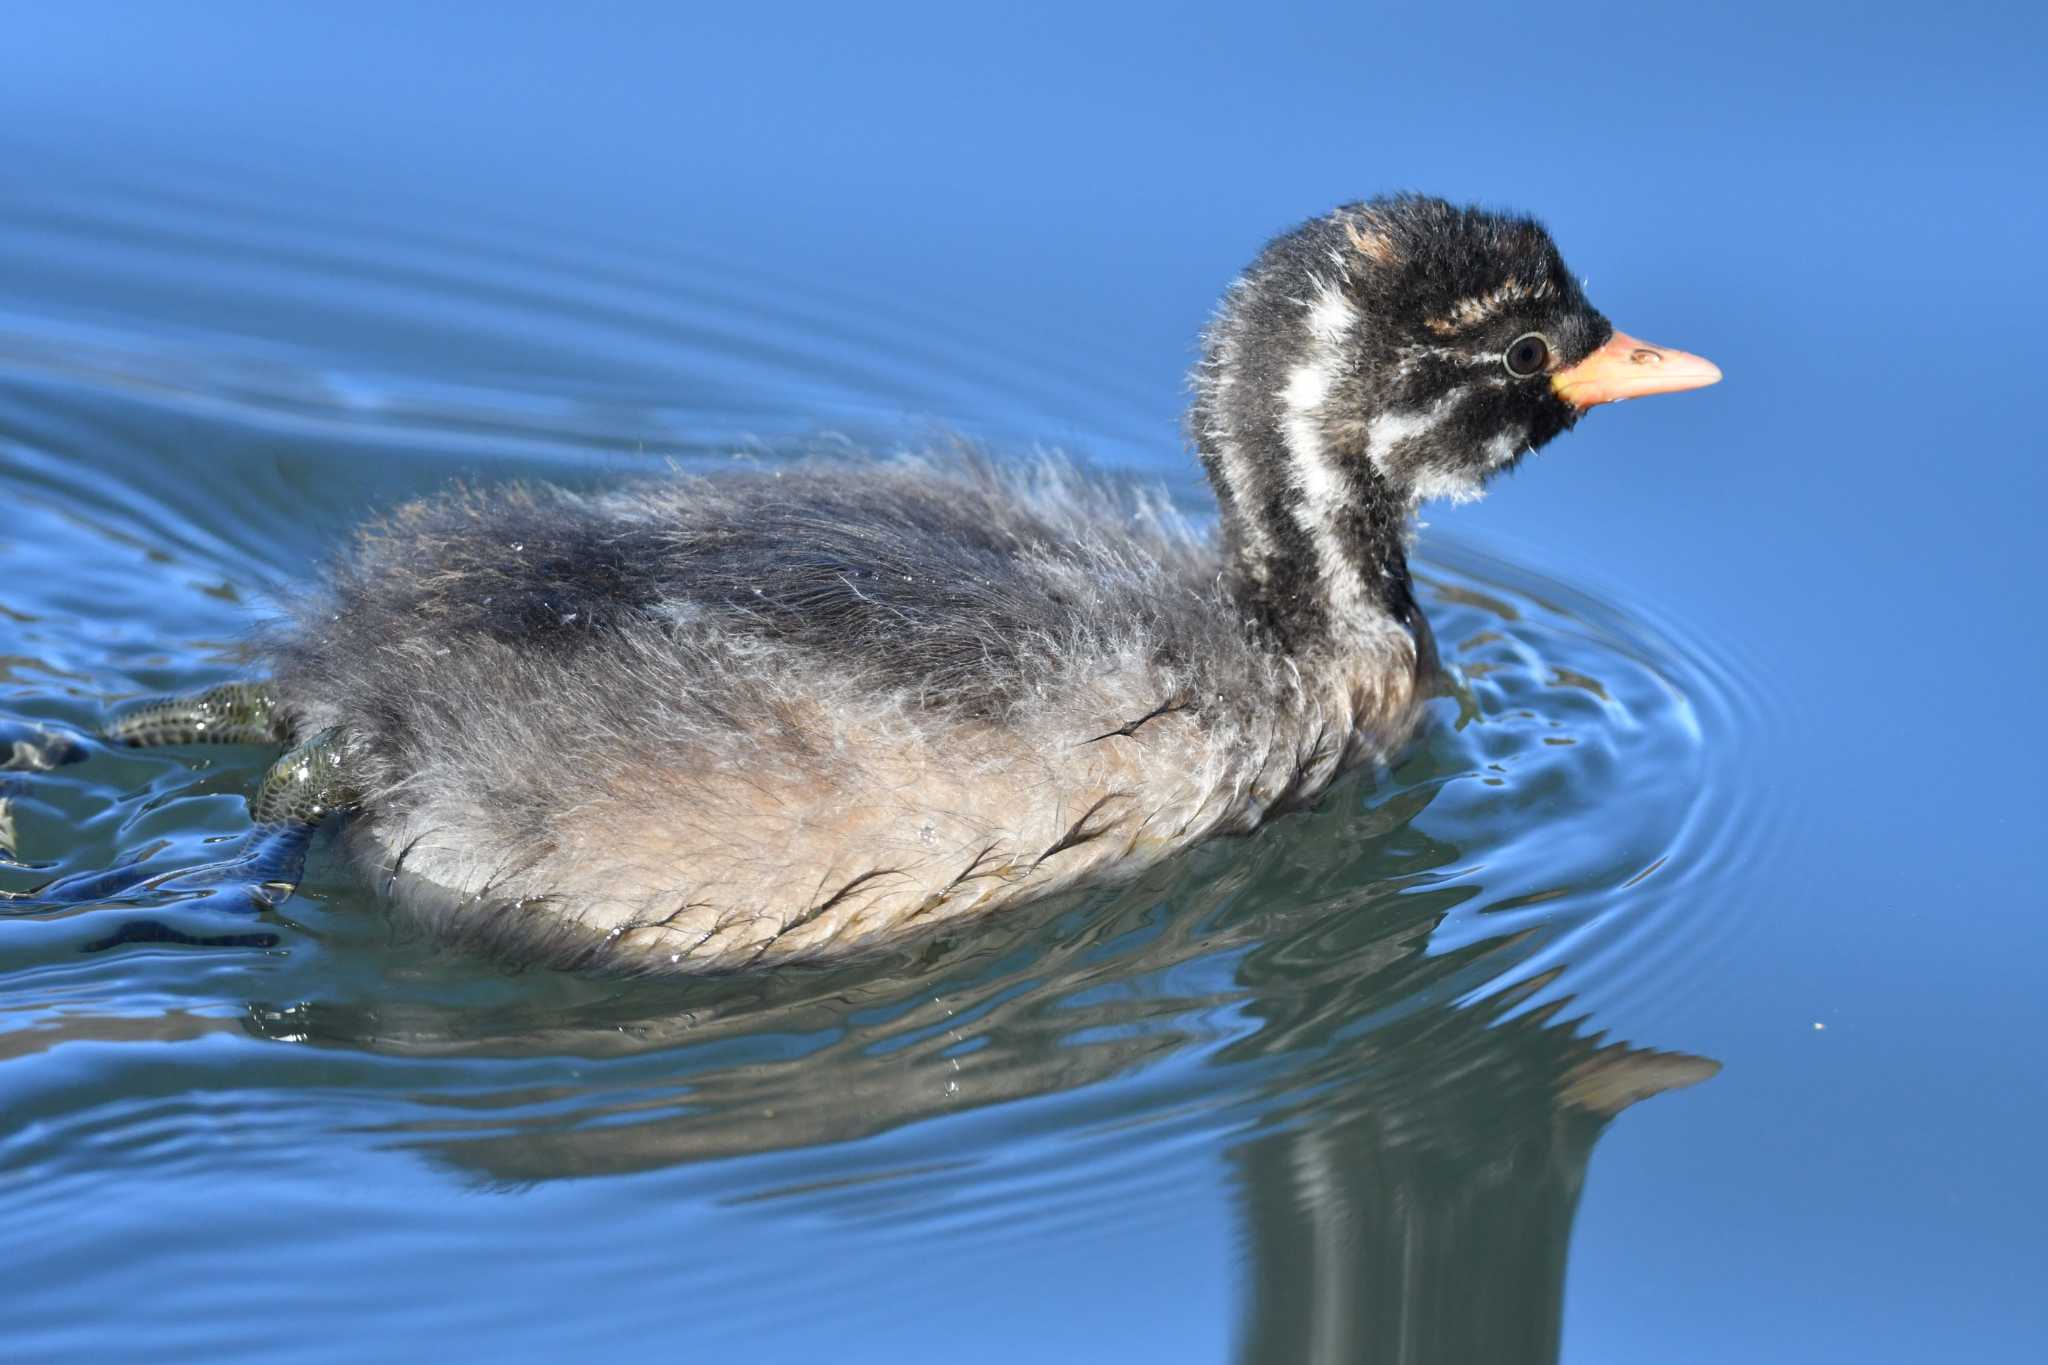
[[1191, 195, 1719, 642]]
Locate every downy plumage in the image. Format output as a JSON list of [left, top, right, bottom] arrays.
[[114, 194, 1721, 971]]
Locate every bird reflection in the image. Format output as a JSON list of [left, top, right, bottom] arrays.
[[1230, 964, 1712, 1365], [226, 800, 1712, 1365]]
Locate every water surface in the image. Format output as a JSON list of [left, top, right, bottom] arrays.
[[0, 145, 1760, 1364], [4, 6, 2045, 1360]]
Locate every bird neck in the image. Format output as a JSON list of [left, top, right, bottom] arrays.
[[1192, 348, 1419, 656], [1205, 427, 1419, 655]]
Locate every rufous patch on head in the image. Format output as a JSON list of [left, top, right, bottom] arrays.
[[1423, 278, 1557, 335], [1343, 216, 1399, 267]]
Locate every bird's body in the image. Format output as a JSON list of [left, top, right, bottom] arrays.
[[267, 459, 1425, 969], [103, 194, 1719, 971]]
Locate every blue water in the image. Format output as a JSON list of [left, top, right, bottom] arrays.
[[3, 4, 2044, 1360]]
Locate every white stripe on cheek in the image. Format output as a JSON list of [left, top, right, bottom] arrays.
[[1404, 424, 1524, 506], [1364, 391, 1461, 479]]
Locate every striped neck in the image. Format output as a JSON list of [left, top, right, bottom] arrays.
[[1192, 271, 1419, 656]]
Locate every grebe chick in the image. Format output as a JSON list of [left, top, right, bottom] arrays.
[[113, 195, 1719, 971]]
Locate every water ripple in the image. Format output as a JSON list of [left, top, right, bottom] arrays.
[[0, 154, 1760, 1356]]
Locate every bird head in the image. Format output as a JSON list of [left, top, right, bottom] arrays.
[[1190, 195, 1719, 644], [1194, 194, 1720, 513]]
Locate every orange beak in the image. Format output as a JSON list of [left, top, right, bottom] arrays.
[[1552, 330, 1721, 409]]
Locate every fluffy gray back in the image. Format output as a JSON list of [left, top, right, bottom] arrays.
[[265, 453, 1274, 819]]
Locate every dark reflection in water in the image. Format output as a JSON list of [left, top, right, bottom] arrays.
[[229, 867, 1711, 1365], [1231, 972, 1711, 1364]]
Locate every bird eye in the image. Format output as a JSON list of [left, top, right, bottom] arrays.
[[1504, 333, 1551, 378]]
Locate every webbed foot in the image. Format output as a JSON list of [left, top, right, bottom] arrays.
[[3, 724, 360, 935], [104, 681, 291, 749]]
